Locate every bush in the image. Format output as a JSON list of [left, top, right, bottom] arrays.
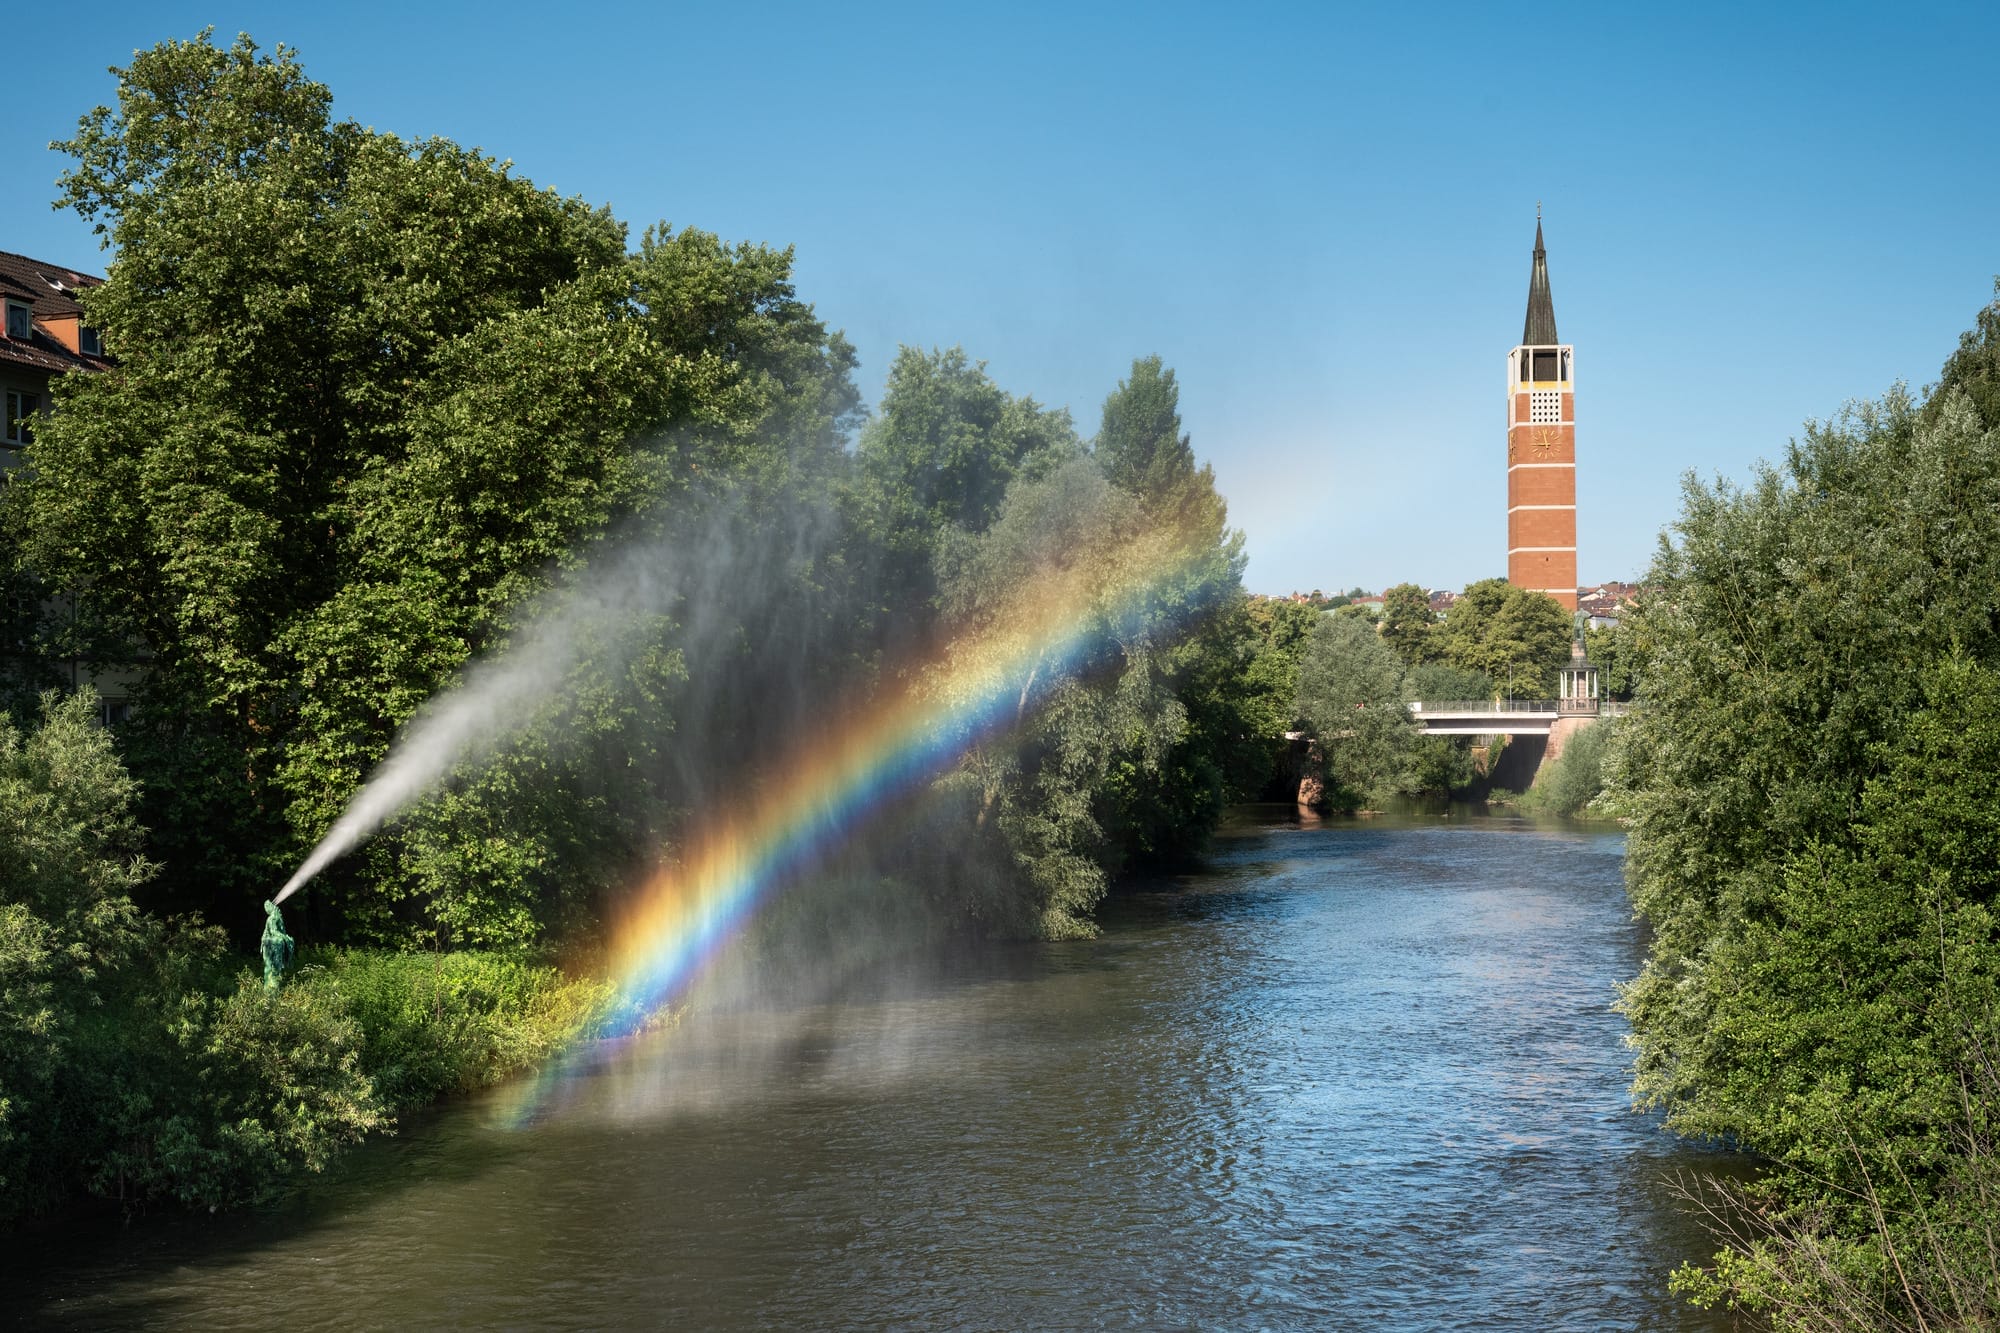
[[1520, 716, 1621, 817], [0, 691, 385, 1219], [82, 949, 386, 1211], [296, 948, 617, 1109]]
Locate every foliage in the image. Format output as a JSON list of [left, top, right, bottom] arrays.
[[10, 31, 858, 940], [1378, 582, 1437, 665], [1665, 659, 2000, 1325], [1617, 384, 2000, 1129], [1239, 599, 1320, 734], [1433, 578, 1572, 696], [1089, 358, 1260, 865], [0, 690, 382, 1219], [1584, 613, 1649, 702], [0, 690, 154, 1211], [1293, 613, 1418, 809], [1616, 288, 2000, 1321], [1937, 278, 2000, 433], [927, 451, 1240, 935], [294, 948, 617, 1109], [1517, 716, 1621, 817], [1405, 661, 1495, 703], [849, 345, 1076, 632]]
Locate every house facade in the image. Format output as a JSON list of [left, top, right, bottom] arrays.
[[0, 249, 110, 472], [0, 248, 135, 720]]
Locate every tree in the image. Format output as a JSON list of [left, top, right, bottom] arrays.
[[1405, 661, 1494, 703], [1584, 613, 1649, 702], [1613, 296, 2000, 1317], [0, 689, 380, 1219], [849, 346, 1077, 637], [1089, 358, 1254, 866], [1294, 613, 1417, 808], [1094, 355, 1221, 527], [926, 454, 1226, 936], [1433, 578, 1571, 696], [1378, 582, 1437, 665], [9, 32, 858, 941]]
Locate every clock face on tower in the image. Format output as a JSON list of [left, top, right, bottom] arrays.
[[1510, 425, 1563, 463]]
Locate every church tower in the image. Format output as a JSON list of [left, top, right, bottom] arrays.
[[1506, 216, 1577, 611]]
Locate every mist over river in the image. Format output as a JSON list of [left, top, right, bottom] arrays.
[[7, 808, 1741, 1330]]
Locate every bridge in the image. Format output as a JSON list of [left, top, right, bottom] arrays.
[[1407, 699, 1632, 735]]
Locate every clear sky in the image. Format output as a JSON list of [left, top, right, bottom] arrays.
[[5, 2, 1996, 595]]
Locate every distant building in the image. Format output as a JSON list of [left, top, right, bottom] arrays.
[[1577, 580, 1641, 628], [1505, 216, 1578, 611], [0, 250, 110, 473]]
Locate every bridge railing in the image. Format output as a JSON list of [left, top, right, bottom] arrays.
[[1407, 699, 1560, 715]]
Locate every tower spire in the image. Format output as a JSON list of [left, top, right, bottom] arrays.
[[1523, 215, 1558, 346]]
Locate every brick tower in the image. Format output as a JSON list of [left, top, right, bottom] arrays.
[[1506, 215, 1577, 611]]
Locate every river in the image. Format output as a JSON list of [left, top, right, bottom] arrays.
[[7, 807, 1743, 1330]]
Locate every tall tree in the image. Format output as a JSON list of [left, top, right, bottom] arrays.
[[8, 32, 859, 937], [1294, 613, 1417, 808], [1094, 355, 1223, 529], [1378, 582, 1437, 665], [1089, 358, 1253, 866], [849, 346, 1076, 641]]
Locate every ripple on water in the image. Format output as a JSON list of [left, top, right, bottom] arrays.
[[6, 810, 1739, 1331]]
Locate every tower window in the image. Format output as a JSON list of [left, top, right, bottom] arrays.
[[1531, 349, 1559, 382], [1530, 391, 1563, 424]]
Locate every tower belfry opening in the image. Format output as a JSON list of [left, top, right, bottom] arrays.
[[1505, 217, 1578, 611]]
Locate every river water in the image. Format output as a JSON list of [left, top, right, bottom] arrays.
[[8, 808, 1743, 1330]]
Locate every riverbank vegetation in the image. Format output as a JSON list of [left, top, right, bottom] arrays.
[[0, 32, 1273, 1220], [1285, 576, 1574, 810], [1615, 282, 2000, 1326]]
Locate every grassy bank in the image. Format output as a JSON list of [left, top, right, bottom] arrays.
[[292, 948, 619, 1112]]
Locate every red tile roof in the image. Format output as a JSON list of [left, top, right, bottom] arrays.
[[0, 249, 111, 376]]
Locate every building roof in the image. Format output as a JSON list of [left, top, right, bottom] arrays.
[[0, 249, 110, 377], [1522, 218, 1558, 347]]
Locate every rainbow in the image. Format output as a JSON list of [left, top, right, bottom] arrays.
[[498, 519, 1222, 1122]]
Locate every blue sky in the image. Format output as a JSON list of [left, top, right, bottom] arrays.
[[5, 2, 1996, 594]]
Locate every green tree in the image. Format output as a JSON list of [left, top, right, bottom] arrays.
[[850, 346, 1077, 633], [1937, 278, 2000, 432], [1294, 613, 1417, 808], [1405, 661, 1494, 703], [1612, 294, 2000, 1318], [0, 690, 381, 1219], [1378, 582, 1437, 665], [1434, 578, 1571, 696], [928, 454, 1225, 935], [1089, 358, 1255, 866], [10, 32, 858, 942], [1583, 613, 1649, 702]]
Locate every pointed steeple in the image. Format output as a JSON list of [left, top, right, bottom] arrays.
[[1522, 214, 1558, 346]]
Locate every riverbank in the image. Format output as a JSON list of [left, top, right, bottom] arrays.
[[0, 940, 619, 1227]]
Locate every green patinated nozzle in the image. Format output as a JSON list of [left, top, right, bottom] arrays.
[[260, 899, 294, 993]]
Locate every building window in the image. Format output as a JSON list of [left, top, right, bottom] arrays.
[[79, 327, 102, 357], [4, 301, 30, 341], [1530, 390, 1563, 424], [4, 390, 37, 446]]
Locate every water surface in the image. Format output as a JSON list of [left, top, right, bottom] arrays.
[[7, 808, 1741, 1329]]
